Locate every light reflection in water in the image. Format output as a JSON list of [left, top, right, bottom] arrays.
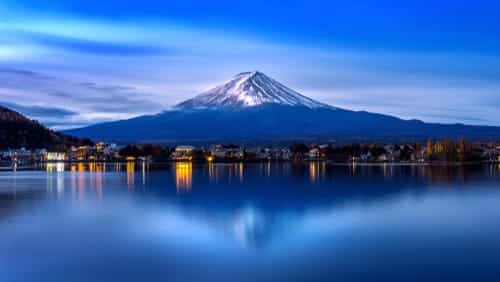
[[77, 163, 85, 173], [78, 163, 86, 200], [175, 162, 192, 192], [95, 164, 103, 200], [46, 163, 65, 199], [309, 162, 317, 183], [239, 162, 244, 183], [126, 162, 135, 189], [208, 162, 216, 182], [35, 163, 500, 200], [141, 162, 148, 186], [46, 162, 65, 173], [62, 163, 106, 201], [207, 163, 244, 184], [309, 162, 326, 183]]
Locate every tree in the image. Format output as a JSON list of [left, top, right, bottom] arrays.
[[290, 143, 309, 154], [119, 145, 142, 157]]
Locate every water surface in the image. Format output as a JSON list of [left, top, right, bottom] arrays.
[[1, 162, 500, 282]]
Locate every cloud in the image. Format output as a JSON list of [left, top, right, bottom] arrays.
[[0, 68, 166, 129], [3, 30, 170, 57], [0, 101, 78, 119], [0, 15, 499, 128], [76, 82, 135, 92], [422, 113, 490, 124], [48, 89, 160, 113], [49, 81, 161, 113], [0, 68, 53, 79]]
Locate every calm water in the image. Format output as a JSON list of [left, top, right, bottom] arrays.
[[1, 162, 500, 282]]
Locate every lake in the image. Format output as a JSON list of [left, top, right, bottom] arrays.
[[1, 162, 500, 282]]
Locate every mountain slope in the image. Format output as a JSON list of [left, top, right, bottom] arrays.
[[65, 72, 500, 143], [176, 71, 332, 110], [0, 106, 89, 150]]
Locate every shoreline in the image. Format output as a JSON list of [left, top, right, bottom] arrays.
[[1, 160, 498, 171]]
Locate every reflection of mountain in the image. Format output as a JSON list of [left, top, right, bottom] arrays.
[[0, 189, 47, 220], [2, 163, 500, 248], [149, 164, 500, 247], [208, 163, 244, 184], [229, 207, 282, 248]]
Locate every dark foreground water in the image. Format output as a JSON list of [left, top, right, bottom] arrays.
[[1, 162, 500, 282]]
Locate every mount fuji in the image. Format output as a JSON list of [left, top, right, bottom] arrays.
[[176, 71, 332, 110], [65, 71, 500, 143]]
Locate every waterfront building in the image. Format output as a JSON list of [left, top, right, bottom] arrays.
[[308, 148, 320, 160], [45, 152, 66, 161], [360, 151, 372, 161], [1, 148, 33, 165], [211, 144, 244, 160], [171, 145, 195, 161], [270, 148, 292, 160], [255, 148, 271, 160]]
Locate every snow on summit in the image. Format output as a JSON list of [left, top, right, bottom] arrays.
[[176, 71, 333, 110]]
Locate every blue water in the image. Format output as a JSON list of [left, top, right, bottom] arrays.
[[1, 162, 500, 282]]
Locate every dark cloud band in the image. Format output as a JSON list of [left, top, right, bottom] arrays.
[[0, 101, 78, 119]]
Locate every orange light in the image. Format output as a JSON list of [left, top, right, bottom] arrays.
[[175, 162, 192, 192], [126, 161, 135, 188]]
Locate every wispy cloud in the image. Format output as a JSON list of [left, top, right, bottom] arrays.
[[3, 30, 170, 56], [0, 68, 165, 129], [0, 11, 498, 128], [0, 101, 78, 119], [48, 88, 160, 113]]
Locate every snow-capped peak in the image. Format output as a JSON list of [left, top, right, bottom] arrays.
[[175, 71, 334, 110]]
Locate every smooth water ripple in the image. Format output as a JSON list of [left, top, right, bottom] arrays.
[[1, 163, 500, 282]]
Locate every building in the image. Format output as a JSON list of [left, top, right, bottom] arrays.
[[211, 144, 244, 160], [252, 147, 271, 160], [360, 151, 372, 161], [171, 145, 195, 161], [378, 154, 389, 162], [1, 148, 33, 165], [308, 148, 320, 160], [69, 145, 93, 161], [45, 152, 66, 161], [270, 148, 292, 160]]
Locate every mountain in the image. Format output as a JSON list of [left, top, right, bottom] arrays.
[[65, 72, 500, 144], [0, 106, 90, 150], [176, 71, 332, 110]]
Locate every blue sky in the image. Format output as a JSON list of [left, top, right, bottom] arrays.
[[0, 0, 499, 129]]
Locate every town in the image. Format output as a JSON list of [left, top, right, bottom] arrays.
[[1, 140, 500, 168]]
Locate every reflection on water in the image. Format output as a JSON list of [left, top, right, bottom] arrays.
[[175, 162, 192, 192], [208, 162, 245, 184], [21, 162, 500, 205], [126, 161, 135, 189], [309, 161, 327, 183], [1, 163, 500, 282], [8, 162, 500, 193], [46, 162, 65, 173], [45, 163, 65, 199]]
